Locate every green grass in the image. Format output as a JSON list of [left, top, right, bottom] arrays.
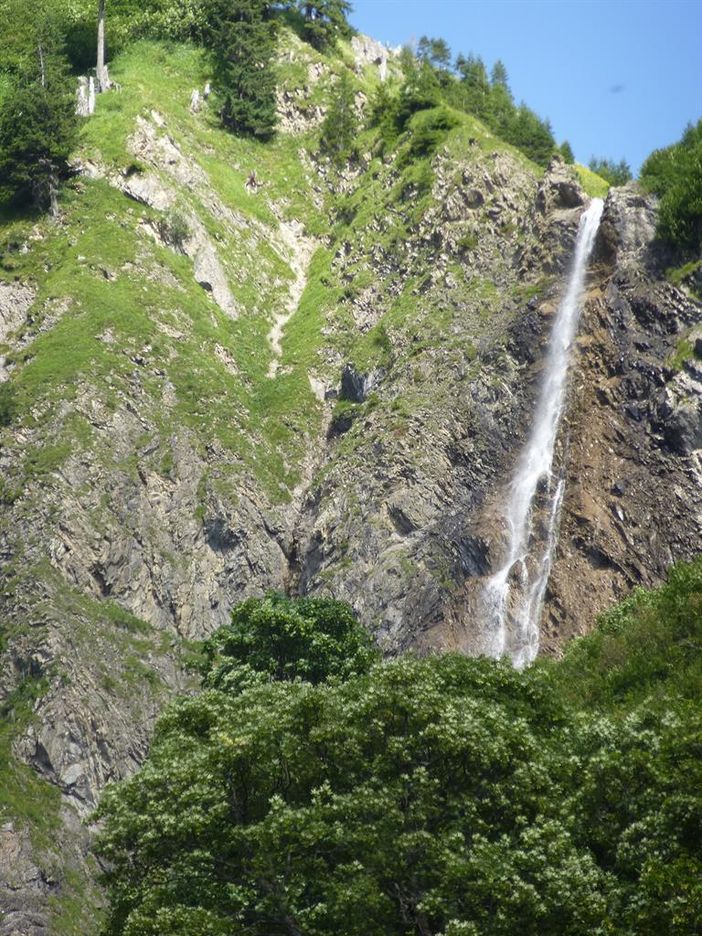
[[574, 163, 610, 199], [669, 335, 702, 371], [0, 38, 344, 500], [49, 863, 105, 936], [667, 258, 702, 299], [0, 676, 62, 846]]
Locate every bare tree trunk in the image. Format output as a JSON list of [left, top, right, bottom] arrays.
[[97, 0, 108, 91], [48, 170, 59, 219], [37, 42, 46, 88], [34, 161, 60, 219]]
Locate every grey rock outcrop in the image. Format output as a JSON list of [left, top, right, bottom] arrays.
[[1, 56, 701, 935]]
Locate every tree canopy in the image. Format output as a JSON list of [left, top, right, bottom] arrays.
[[203, 0, 278, 138], [587, 156, 633, 187], [0, 7, 78, 213], [640, 118, 702, 252], [297, 0, 353, 50], [97, 563, 702, 936]]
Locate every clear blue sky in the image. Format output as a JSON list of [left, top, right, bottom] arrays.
[[349, 0, 702, 174]]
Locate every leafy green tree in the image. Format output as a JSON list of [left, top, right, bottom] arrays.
[[319, 72, 358, 166], [568, 703, 702, 935], [203, 0, 278, 138], [0, 12, 78, 215], [97, 652, 605, 936], [641, 119, 702, 252], [587, 156, 632, 187], [96, 565, 702, 936], [202, 594, 378, 692], [297, 0, 352, 50]]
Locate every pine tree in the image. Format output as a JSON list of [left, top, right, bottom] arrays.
[[559, 140, 575, 164], [0, 15, 78, 215], [455, 53, 490, 120], [507, 105, 556, 167], [203, 0, 278, 138], [417, 35, 451, 71], [490, 59, 510, 89], [588, 156, 633, 187], [319, 72, 357, 166], [297, 0, 352, 51]]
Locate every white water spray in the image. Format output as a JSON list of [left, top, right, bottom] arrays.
[[483, 198, 604, 667]]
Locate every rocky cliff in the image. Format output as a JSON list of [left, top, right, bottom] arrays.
[[0, 34, 700, 935]]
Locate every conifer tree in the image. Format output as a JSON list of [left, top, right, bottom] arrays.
[[203, 0, 277, 138], [559, 140, 575, 163], [319, 72, 357, 166], [455, 53, 490, 120], [588, 156, 632, 186], [0, 13, 78, 215], [490, 59, 510, 88], [417, 35, 451, 71], [297, 0, 352, 50]]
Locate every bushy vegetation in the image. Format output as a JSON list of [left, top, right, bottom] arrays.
[[96, 564, 702, 936], [296, 0, 352, 51], [0, 382, 17, 426], [367, 39, 563, 169], [587, 156, 632, 187], [0, 5, 78, 213], [641, 118, 702, 253], [203, 0, 278, 138], [200, 593, 379, 691], [319, 72, 358, 165]]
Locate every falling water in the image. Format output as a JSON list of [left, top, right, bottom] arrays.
[[483, 198, 604, 667]]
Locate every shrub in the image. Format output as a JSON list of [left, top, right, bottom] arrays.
[[0, 383, 17, 426]]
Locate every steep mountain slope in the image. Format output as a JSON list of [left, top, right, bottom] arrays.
[[0, 32, 700, 934]]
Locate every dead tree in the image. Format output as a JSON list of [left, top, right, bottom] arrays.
[[97, 0, 109, 91]]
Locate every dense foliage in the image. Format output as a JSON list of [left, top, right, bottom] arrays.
[[297, 0, 352, 50], [203, 0, 278, 138], [0, 7, 78, 212], [366, 41, 560, 169], [201, 593, 379, 691], [587, 157, 632, 187], [641, 118, 702, 252], [97, 563, 702, 935], [319, 72, 358, 165]]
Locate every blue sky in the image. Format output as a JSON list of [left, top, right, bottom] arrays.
[[349, 0, 702, 174]]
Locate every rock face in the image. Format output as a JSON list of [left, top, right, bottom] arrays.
[[542, 186, 702, 648], [1, 45, 701, 936]]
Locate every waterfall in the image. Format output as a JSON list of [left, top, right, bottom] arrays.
[[482, 198, 604, 668]]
